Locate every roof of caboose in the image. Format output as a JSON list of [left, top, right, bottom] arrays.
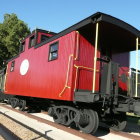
[[21, 29, 57, 42], [35, 12, 140, 53], [7, 12, 140, 63]]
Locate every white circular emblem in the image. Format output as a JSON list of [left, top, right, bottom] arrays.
[[20, 59, 29, 75]]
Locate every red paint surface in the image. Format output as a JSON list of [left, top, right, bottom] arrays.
[[118, 67, 129, 91], [4, 30, 129, 101], [5, 31, 76, 101], [73, 33, 100, 92]]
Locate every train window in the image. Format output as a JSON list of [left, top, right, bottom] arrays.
[[20, 41, 25, 53], [41, 35, 48, 42], [29, 35, 35, 48], [49, 42, 59, 61], [10, 61, 15, 72]]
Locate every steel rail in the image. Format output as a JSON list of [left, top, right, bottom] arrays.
[[0, 123, 21, 140]]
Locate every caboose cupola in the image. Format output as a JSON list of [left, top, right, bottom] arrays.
[[19, 29, 56, 54]]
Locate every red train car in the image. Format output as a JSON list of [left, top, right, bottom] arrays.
[[1, 12, 140, 134]]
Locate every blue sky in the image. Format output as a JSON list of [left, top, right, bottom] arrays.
[[0, 0, 140, 68], [0, 0, 140, 32]]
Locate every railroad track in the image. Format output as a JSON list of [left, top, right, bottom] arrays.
[[0, 103, 100, 140], [0, 123, 21, 140], [0, 103, 140, 140]]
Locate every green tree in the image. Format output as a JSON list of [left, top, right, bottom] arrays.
[[0, 13, 30, 68]]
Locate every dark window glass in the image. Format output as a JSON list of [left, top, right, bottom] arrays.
[[49, 42, 59, 61], [29, 35, 35, 48], [20, 42, 25, 53], [10, 61, 15, 72], [41, 35, 48, 42]]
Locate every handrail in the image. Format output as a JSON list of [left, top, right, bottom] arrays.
[[74, 31, 80, 60], [74, 64, 99, 71], [92, 23, 99, 93], [59, 54, 73, 97], [74, 64, 99, 91], [135, 37, 139, 97]]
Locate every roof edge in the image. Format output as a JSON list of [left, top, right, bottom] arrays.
[[35, 12, 140, 49], [96, 12, 140, 37]]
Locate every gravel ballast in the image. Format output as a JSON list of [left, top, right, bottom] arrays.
[[0, 114, 47, 140]]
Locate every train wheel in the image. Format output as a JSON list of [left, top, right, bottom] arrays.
[[111, 120, 127, 131], [53, 108, 72, 126], [10, 98, 19, 108], [78, 109, 99, 134], [110, 113, 127, 131], [19, 100, 26, 111], [49, 106, 77, 126], [52, 108, 62, 124]]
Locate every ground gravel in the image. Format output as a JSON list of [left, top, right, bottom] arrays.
[[0, 135, 5, 140], [0, 114, 48, 140]]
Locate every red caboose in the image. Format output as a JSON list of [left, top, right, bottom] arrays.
[[1, 12, 140, 134]]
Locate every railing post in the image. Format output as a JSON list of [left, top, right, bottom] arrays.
[[92, 23, 99, 93], [135, 37, 139, 97]]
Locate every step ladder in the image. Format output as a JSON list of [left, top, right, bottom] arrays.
[[135, 37, 140, 97]]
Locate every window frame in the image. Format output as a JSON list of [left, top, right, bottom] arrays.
[[10, 61, 15, 72], [41, 35, 49, 42], [20, 41, 25, 53], [29, 35, 35, 49], [48, 41, 59, 61]]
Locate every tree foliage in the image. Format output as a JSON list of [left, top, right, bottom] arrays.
[[0, 13, 30, 68]]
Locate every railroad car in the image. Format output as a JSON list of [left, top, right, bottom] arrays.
[[0, 12, 140, 134]]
